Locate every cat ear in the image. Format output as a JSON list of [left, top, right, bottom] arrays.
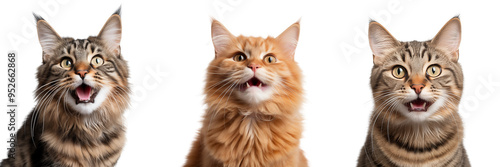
[[277, 21, 300, 59], [431, 17, 461, 62], [98, 7, 122, 57], [35, 14, 62, 63], [368, 21, 400, 65], [211, 19, 235, 56]]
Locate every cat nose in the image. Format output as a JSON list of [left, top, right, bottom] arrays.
[[76, 70, 88, 79], [411, 84, 425, 94], [247, 63, 261, 72]]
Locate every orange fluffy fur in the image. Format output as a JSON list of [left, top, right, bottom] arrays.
[[184, 20, 307, 167]]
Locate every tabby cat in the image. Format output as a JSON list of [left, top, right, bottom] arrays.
[[184, 20, 307, 167], [1, 8, 130, 166], [357, 17, 470, 167]]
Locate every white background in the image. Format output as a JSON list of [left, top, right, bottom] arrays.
[[0, 0, 499, 166]]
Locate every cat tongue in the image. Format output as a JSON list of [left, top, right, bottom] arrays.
[[410, 99, 427, 111], [76, 85, 92, 101]]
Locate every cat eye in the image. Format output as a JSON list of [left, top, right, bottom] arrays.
[[426, 65, 442, 77], [392, 66, 406, 79], [263, 55, 277, 63], [60, 58, 73, 69], [91, 56, 104, 67], [233, 54, 247, 62]]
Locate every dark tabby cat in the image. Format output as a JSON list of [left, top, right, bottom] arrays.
[[357, 17, 470, 167], [1, 8, 130, 166]]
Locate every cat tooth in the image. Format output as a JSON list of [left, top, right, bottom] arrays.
[[258, 83, 262, 88], [410, 103, 414, 109], [246, 82, 250, 88], [423, 103, 427, 108]]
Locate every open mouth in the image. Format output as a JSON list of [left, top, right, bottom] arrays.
[[71, 84, 99, 104], [241, 77, 268, 90], [405, 98, 433, 112]]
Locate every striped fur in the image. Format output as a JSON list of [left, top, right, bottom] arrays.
[[357, 17, 470, 167], [184, 20, 307, 167], [1, 8, 130, 167]]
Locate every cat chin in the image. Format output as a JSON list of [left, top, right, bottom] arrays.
[[397, 96, 446, 122], [65, 86, 111, 115], [237, 87, 273, 104]]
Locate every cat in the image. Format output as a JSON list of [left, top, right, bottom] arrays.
[[357, 16, 470, 167], [184, 19, 307, 167], [0, 7, 130, 167]]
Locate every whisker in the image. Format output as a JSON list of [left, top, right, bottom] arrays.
[[206, 80, 240, 132]]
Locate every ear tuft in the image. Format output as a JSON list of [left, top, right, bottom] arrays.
[[113, 5, 121, 16], [98, 10, 122, 57], [33, 13, 45, 22], [35, 13, 62, 63], [277, 21, 300, 59], [368, 21, 400, 65], [431, 17, 461, 62], [211, 19, 234, 56]]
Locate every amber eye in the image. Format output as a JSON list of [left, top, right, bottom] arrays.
[[426, 65, 441, 77], [263, 55, 277, 63], [392, 66, 406, 79], [233, 54, 247, 62], [60, 58, 73, 69], [91, 56, 104, 67]]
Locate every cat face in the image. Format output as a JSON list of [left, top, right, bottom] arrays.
[[369, 17, 463, 122], [35, 12, 129, 115], [206, 20, 301, 107]]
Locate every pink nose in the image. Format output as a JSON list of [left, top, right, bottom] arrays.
[[76, 70, 88, 79], [411, 84, 425, 94], [247, 64, 261, 72]]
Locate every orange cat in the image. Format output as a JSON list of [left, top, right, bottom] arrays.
[[184, 20, 307, 167]]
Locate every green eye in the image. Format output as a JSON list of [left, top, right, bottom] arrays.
[[392, 66, 406, 79], [263, 55, 277, 63], [233, 54, 247, 62], [60, 58, 73, 69], [426, 65, 441, 77], [91, 56, 104, 67]]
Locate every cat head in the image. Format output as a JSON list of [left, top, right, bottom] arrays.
[[369, 17, 463, 122], [34, 8, 129, 116], [205, 20, 302, 114]]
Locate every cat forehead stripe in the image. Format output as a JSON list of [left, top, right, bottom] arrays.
[[63, 39, 104, 56]]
